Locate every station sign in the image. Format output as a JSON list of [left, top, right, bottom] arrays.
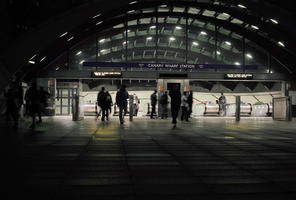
[[83, 62, 258, 70], [91, 71, 122, 78], [225, 73, 253, 80]]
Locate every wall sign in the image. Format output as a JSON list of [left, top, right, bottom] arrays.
[[225, 73, 253, 80], [91, 72, 122, 78], [83, 62, 258, 70]]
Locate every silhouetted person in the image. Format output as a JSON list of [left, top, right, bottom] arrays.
[[133, 94, 140, 116], [106, 91, 113, 120], [97, 87, 109, 122], [150, 90, 157, 119], [116, 85, 129, 124], [25, 82, 41, 129], [218, 92, 227, 116], [169, 85, 181, 126], [38, 86, 51, 123], [181, 91, 189, 122], [4, 78, 23, 128], [187, 90, 193, 118], [160, 91, 169, 119]]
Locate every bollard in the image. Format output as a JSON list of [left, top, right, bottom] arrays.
[[235, 96, 241, 122]]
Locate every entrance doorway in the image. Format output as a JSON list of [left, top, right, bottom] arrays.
[[55, 88, 78, 115], [167, 83, 181, 92]]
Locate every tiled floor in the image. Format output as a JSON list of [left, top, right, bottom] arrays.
[[1, 116, 296, 199]]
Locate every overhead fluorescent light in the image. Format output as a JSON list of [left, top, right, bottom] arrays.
[[270, 19, 279, 24], [93, 13, 101, 19], [237, 4, 247, 9], [278, 41, 285, 47], [67, 36, 74, 42], [96, 21, 103, 26], [129, 1, 138, 5], [59, 32, 68, 38], [40, 56, 47, 62], [192, 42, 199, 46], [76, 51, 82, 56]]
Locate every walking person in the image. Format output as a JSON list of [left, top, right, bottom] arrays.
[[4, 78, 23, 128], [106, 91, 113, 120], [187, 90, 193, 118], [116, 85, 129, 124], [160, 91, 169, 119], [25, 82, 41, 129], [181, 91, 189, 122], [150, 90, 157, 119], [133, 94, 140, 116], [38, 86, 51, 123], [97, 87, 109, 122], [169, 85, 181, 126], [218, 92, 227, 116]]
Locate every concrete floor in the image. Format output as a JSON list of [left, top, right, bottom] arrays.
[[1, 116, 296, 199]]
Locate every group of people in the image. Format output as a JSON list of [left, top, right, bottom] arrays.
[[4, 79, 51, 129], [150, 86, 193, 126]]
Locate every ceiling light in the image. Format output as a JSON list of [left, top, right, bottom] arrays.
[[278, 41, 285, 47], [76, 51, 82, 56], [123, 41, 129, 45], [251, 25, 259, 30], [216, 51, 221, 55], [175, 26, 182, 30], [150, 25, 156, 29], [192, 42, 198, 46], [100, 49, 106, 53], [234, 62, 240, 65], [67, 36, 74, 42], [237, 4, 247, 9], [160, 5, 167, 8], [246, 53, 253, 59], [59, 32, 68, 38], [270, 19, 279, 24], [92, 13, 101, 19], [40, 56, 47, 62], [129, 1, 138, 4], [200, 31, 207, 35], [55, 67, 60, 71], [169, 37, 176, 41], [225, 41, 231, 46], [99, 39, 106, 43], [146, 37, 153, 40], [30, 54, 37, 60], [96, 21, 103, 26], [80, 60, 85, 64], [127, 10, 136, 14], [28, 60, 35, 64]]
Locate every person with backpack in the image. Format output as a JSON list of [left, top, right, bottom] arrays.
[[169, 85, 181, 126], [97, 87, 109, 122], [25, 82, 41, 129], [116, 85, 129, 124], [160, 91, 168, 119]]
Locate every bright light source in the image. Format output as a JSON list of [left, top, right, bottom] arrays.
[[124, 30, 131, 33], [222, 13, 230, 16], [246, 53, 253, 59], [127, 10, 135, 14], [200, 31, 207, 35], [251, 25, 259, 30], [225, 41, 231, 46], [55, 67, 60, 71], [99, 39, 106, 43], [129, 1, 138, 4], [67, 36, 74, 42], [175, 26, 182, 30], [30, 54, 37, 60], [216, 51, 221, 55], [96, 21, 103, 26], [59, 32, 68, 38], [270, 19, 279, 24], [79, 60, 85, 64], [100, 49, 106, 53], [76, 51, 82, 56], [40, 56, 47, 62], [146, 37, 153, 40], [192, 42, 199, 46], [234, 62, 241, 65], [237, 4, 247, 9], [160, 5, 167, 7], [169, 37, 176, 41], [123, 41, 129, 45], [150, 25, 156, 29], [278, 41, 285, 47], [28, 60, 35, 64], [93, 13, 101, 19]]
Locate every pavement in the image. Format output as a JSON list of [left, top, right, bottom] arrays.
[[1, 116, 296, 199]]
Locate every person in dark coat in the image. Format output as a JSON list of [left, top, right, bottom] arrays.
[[160, 91, 169, 119], [4, 78, 23, 128], [106, 91, 113, 120], [38, 86, 51, 123], [150, 90, 157, 119], [116, 85, 129, 124], [169, 85, 181, 126], [187, 90, 193, 118], [25, 82, 41, 129], [97, 87, 109, 122]]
